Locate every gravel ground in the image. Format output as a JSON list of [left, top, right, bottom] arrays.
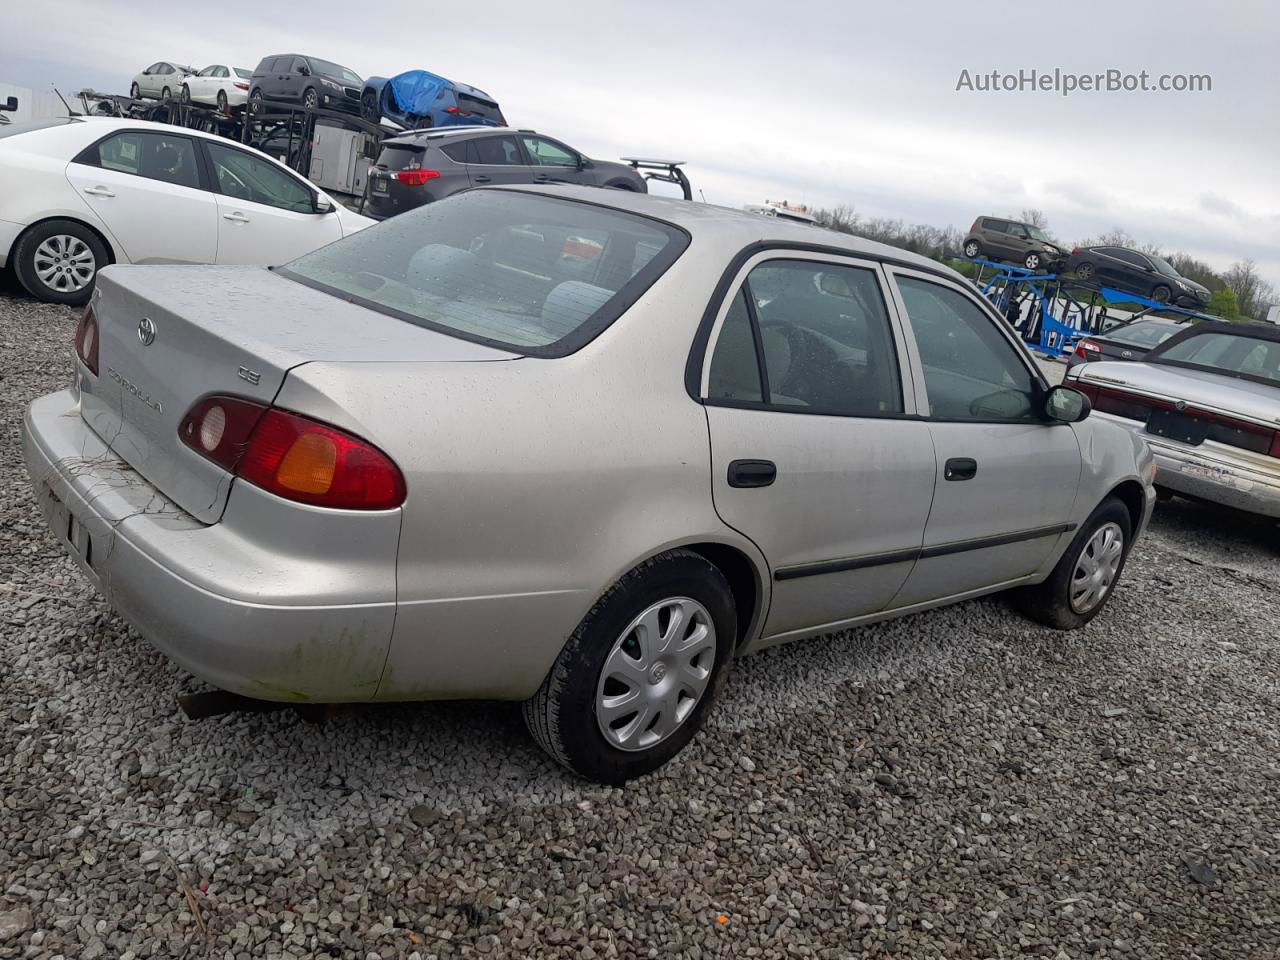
[[1, 278, 1277, 960]]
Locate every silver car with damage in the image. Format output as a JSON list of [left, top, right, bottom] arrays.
[[24, 186, 1156, 782], [1067, 321, 1280, 518]]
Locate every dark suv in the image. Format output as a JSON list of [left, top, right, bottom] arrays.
[[248, 55, 363, 115], [363, 127, 648, 220], [1064, 246, 1210, 307], [963, 216, 1066, 272]]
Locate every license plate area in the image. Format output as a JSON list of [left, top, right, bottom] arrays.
[[371, 177, 389, 196], [1146, 409, 1208, 446], [44, 485, 94, 569]]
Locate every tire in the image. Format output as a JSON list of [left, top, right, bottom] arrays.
[[129, 82, 140, 99], [1076, 262, 1095, 282], [1010, 497, 1133, 630], [161, 86, 171, 101], [180, 84, 191, 104], [303, 87, 318, 110], [1024, 252, 1042, 271], [523, 549, 737, 784], [13, 220, 108, 306], [1152, 284, 1172, 304], [216, 90, 228, 112], [361, 89, 379, 124], [249, 89, 263, 113], [963, 240, 981, 259]]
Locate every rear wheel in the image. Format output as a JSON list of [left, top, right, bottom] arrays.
[[161, 85, 172, 101], [1010, 497, 1132, 630], [963, 239, 981, 259], [249, 89, 263, 113], [1152, 284, 1172, 303], [13, 220, 107, 306], [361, 89, 379, 123], [216, 89, 228, 112], [523, 549, 736, 783], [180, 84, 191, 104]]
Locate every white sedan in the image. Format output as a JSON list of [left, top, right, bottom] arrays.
[[0, 117, 372, 304], [129, 62, 195, 101], [181, 65, 254, 110]]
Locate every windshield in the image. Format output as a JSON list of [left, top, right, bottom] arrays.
[[1105, 320, 1182, 348], [1027, 225, 1052, 243], [1154, 331, 1280, 384], [310, 59, 361, 84], [281, 190, 688, 356], [1149, 254, 1181, 279]]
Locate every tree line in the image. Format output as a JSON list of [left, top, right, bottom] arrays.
[[807, 205, 1275, 322]]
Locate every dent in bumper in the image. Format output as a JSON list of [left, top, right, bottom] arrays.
[[23, 389, 399, 702]]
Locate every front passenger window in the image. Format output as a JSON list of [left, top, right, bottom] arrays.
[[897, 276, 1037, 420], [205, 142, 314, 213]]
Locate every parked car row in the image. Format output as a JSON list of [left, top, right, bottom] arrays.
[[963, 215, 1212, 308], [129, 56, 506, 132]]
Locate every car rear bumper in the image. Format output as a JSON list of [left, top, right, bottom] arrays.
[[1095, 412, 1280, 518], [23, 388, 398, 702]]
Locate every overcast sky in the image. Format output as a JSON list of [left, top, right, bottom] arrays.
[[5, 0, 1278, 291]]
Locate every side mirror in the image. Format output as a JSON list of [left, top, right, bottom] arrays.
[[314, 194, 334, 214], [298, 65, 311, 77], [1044, 385, 1091, 423], [0, 96, 17, 112]]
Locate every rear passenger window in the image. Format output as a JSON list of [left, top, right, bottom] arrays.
[[707, 290, 763, 403], [897, 276, 1037, 420], [84, 132, 200, 189], [440, 141, 469, 163], [468, 136, 522, 165], [706, 260, 903, 416]]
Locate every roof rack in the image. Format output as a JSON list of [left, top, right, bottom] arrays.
[[621, 158, 691, 201]]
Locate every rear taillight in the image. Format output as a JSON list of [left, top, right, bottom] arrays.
[[1071, 247, 1081, 255], [396, 169, 441, 186], [234, 82, 249, 90], [1270, 432, 1280, 459], [445, 106, 460, 114], [1075, 339, 1101, 358], [179, 397, 405, 510], [74, 304, 99, 375]]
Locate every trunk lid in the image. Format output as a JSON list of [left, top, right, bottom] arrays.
[[81, 265, 515, 523], [1077, 360, 1280, 428]]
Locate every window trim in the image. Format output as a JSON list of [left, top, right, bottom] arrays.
[[465, 134, 526, 168], [71, 128, 209, 192], [519, 134, 581, 169], [696, 249, 920, 420], [883, 265, 1052, 424]]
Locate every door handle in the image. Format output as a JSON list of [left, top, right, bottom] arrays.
[[534, 175, 552, 183], [83, 186, 115, 198], [727, 459, 777, 489], [472, 175, 492, 183], [223, 212, 250, 223], [944, 457, 978, 481]]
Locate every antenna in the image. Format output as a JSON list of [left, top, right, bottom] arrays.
[[53, 86, 74, 115], [698, 189, 707, 204]]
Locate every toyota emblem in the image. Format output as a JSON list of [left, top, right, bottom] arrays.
[[137, 317, 156, 346], [1174, 399, 1188, 411], [1121, 350, 1134, 359]]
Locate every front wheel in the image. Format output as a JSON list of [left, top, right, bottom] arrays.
[[1076, 262, 1095, 282], [303, 87, 318, 110], [13, 220, 107, 306], [129, 82, 140, 99], [1010, 497, 1133, 630], [1024, 252, 1043, 271], [1151, 284, 1172, 303], [361, 89, 379, 123], [523, 549, 737, 783]]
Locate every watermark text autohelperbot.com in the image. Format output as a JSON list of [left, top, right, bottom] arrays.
[[956, 68, 1212, 96]]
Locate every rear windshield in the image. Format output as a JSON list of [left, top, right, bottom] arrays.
[[234, 68, 252, 79], [0, 117, 76, 140], [1106, 320, 1181, 348], [457, 94, 505, 123], [1154, 332, 1280, 384], [376, 143, 426, 171], [281, 190, 687, 356]]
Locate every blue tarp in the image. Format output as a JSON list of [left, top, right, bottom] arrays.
[[386, 70, 448, 119]]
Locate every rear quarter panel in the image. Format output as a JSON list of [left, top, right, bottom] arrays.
[[272, 243, 767, 700]]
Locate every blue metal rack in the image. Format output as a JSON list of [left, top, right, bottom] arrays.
[[964, 258, 1218, 359]]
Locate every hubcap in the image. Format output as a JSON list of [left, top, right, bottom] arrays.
[[1070, 522, 1124, 613], [34, 236, 95, 292], [965, 243, 978, 257], [595, 597, 717, 752], [1027, 255, 1040, 269]]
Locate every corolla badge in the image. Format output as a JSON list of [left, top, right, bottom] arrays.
[[137, 317, 156, 346], [107, 367, 162, 414]]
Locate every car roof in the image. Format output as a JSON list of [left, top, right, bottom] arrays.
[[386, 125, 527, 144], [487, 184, 954, 275]]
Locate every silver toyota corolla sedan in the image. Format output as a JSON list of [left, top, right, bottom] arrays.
[[24, 186, 1156, 782], [1066, 321, 1280, 517]]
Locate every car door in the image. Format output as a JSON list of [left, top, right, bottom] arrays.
[[464, 134, 536, 187], [884, 267, 1082, 607], [202, 140, 342, 264], [518, 135, 584, 185], [65, 129, 218, 264], [1110, 249, 1155, 296], [983, 220, 1014, 259], [698, 253, 937, 642]]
